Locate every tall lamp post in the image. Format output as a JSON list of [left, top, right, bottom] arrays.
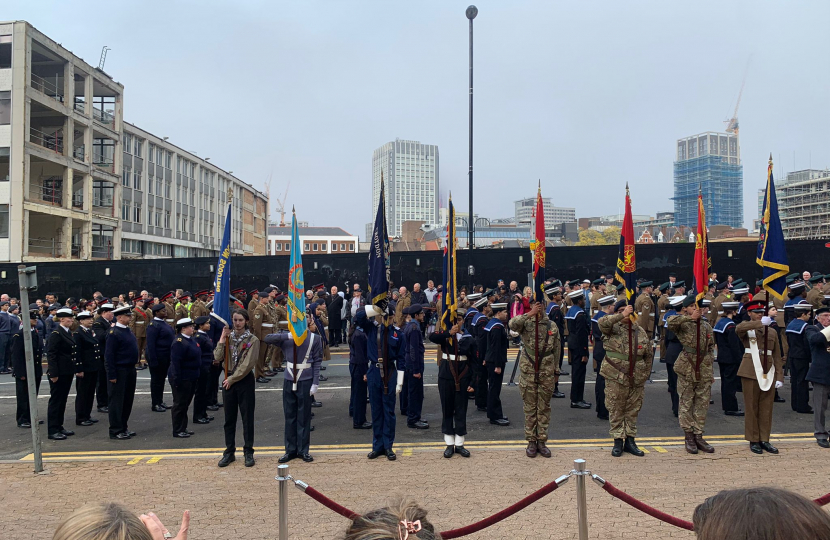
[[466, 5, 477, 285]]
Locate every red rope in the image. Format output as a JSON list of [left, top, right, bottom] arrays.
[[303, 486, 359, 520], [815, 493, 830, 507], [601, 480, 694, 531]]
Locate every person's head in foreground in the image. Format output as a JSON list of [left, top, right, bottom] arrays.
[[344, 500, 440, 540], [53, 502, 188, 540], [693, 487, 830, 540]]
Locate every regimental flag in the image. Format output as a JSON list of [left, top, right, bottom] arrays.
[[693, 187, 711, 302], [530, 182, 546, 301], [615, 183, 638, 309], [440, 194, 458, 331], [210, 195, 232, 327], [287, 209, 307, 346], [368, 171, 391, 312], [757, 155, 789, 300]]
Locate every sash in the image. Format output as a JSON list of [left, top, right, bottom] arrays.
[[291, 333, 315, 392], [747, 329, 775, 392]]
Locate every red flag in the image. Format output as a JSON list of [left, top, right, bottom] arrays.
[[615, 184, 637, 302], [693, 189, 709, 302], [531, 183, 546, 300]]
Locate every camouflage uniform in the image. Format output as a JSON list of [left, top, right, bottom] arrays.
[[508, 313, 561, 443], [667, 314, 715, 435], [598, 313, 653, 438]]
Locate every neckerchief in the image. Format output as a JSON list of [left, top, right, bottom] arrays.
[[230, 329, 252, 369]]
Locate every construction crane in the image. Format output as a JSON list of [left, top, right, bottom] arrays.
[[724, 57, 751, 136], [276, 180, 291, 226]]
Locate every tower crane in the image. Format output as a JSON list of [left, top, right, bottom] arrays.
[[276, 180, 291, 226], [724, 57, 751, 136]]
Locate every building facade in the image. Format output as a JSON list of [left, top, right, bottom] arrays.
[[514, 197, 575, 227], [776, 169, 830, 240], [267, 225, 357, 255], [673, 131, 743, 228], [371, 139, 438, 237]]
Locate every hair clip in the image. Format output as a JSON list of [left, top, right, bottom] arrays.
[[398, 519, 422, 540]]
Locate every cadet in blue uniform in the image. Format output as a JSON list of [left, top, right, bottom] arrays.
[[485, 303, 510, 426], [193, 316, 216, 424], [206, 312, 225, 411], [714, 302, 744, 416], [787, 302, 814, 414], [349, 317, 371, 429], [471, 299, 491, 410], [92, 303, 114, 413], [12, 305, 43, 428], [169, 318, 201, 438], [403, 304, 428, 429], [544, 285, 567, 399], [46, 308, 80, 440], [592, 295, 617, 420], [566, 290, 591, 409], [146, 303, 175, 412], [662, 296, 684, 417], [73, 310, 102, 426], [807, 306, 830, 448], [105, 306, 139, 440], [785, 282, 808, 326]]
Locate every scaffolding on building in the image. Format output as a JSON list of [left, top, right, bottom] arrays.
[[672, 155, 743, 228], [777, 171, 830, 239]]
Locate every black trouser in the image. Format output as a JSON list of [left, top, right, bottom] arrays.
[[438, 375, 470, 436], [328, 326, 340, 347], [193, 365, 210, 421], [399, 369, 409, 415], [350, 364, 368, 425], [595, 358, 608, 418], [47, 375, 73, 435], [719, 362, 740, 412], [223, 372, 255, 455], [96, 367, 109, 409], [569, 348, 587, 403], [475, 361, 489, 409], [666, 362, 679, 416], [171, 379, 196, 435], [407, 370, 424, 425], [486, 364, 504, 420], [790, 357, 811, 413], [15, 375, 41, 425], [283, 377, 312, 455], [108, 366, 137, 437], [75, 370, 98, 423], [0, 334, 9, 371], [208, 363, 222, 405], [149, 357, 170, 408]]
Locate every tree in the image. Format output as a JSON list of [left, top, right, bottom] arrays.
[[601, 226, 621, 245], [576, 228, 605, 246]]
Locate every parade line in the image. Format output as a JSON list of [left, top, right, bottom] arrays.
[[12, 432, 813, 463]]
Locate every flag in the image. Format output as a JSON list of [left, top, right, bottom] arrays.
[[757, 155, 789, 300], [287, 209, 308, 346], [368, 172, 391, 311], [530, 182, 546, 301], [615, 183, 638, 305], [693, 187, 711, 302], [210, 197, 232, 327], [440, 194, 458, 330]]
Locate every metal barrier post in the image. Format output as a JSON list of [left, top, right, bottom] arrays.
[[276, 464, 290, 540], [574, 459, 589, 540]]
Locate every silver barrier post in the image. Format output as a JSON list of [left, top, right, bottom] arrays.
[[277, 464, 290, 540], [574, 459, 589, 540]]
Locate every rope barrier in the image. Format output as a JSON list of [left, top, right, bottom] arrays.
[[815, 493, 830, 507], [597, 479, 694, 531], [302, 486, 360, 520]]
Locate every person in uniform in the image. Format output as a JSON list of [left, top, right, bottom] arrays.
[[807, 306, 830, 448], [215, 310, 259, 467], [484, 303, 510, 426], [105, 306, 140, 440], [655, 283, 671, 355], [661, 296, 684, 417], [251, 290, 275, 384], [161, 291, 178, 329], [190, 290, 210, 319], [12, 305, 43, 428], [668, 296, 716, 454], [146, 303, 175, 412], [246, 290, 259, 316], [589, 279, 605, 314], [349, 313, 371, 430], [46, 308, 79, 440], [714, 302, 744, 416], [169, 318, 201, 438], [806, 275, 826, 308], [709, 282, 730, 325], [265, 313, 322, 464], [736, 300, 784, 454], [269, 293, 288, 373], [634, 281, 656, 341], [544, 285, 567, 398], [509, 300, 560, 458], [403, 304, 428, 429], [174, 292, 194, 323], [193, 316, 216, 425], [130, 297, 150, 370], [787, 302, 814, 414], [591, 295, 616, 421], [73, 310, 101, 427], [92, 303, 114, 413], [566, 290, 591, 409], [470, 299, 491, 410]]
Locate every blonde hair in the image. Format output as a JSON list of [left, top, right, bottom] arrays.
[[53, 503, 153, 540], [344, 500, 441, 540]]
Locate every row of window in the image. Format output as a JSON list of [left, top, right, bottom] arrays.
[[121, 238, 173, 257], [269, 241, 354, 253]]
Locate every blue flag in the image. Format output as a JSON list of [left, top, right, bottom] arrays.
[[440, 195, 457, 330], [210, 200, 232, 327], [287, 210, 307, 346], [757, 156, 789, 301], [368, 173, 390, 311]]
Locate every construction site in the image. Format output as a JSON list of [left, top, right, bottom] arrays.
[[777, 169, 830, 240]]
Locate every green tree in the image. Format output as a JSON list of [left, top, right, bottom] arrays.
[[576, 228, 605, 246], [601, 226, 621, 245]]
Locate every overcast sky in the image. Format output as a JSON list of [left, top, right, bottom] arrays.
[[9, 1, 830, 238]]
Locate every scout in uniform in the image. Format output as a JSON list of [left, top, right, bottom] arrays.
[[105, 306, 140, 440], [484, 303, 510, 426], [714, 301, 744, 416], [591, 295, 616, 420], [565, 290, 591, 409]]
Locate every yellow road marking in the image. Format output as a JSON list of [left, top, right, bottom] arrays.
[[641, 448, 650, 453], [127, 457, 143, 464], [146, 456, 162, 464], [653, 446, 668, 453], [402, 448, 414, 457]]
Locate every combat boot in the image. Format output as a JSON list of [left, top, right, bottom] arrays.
[[624, 436, 644, 456], [611, 438, 624, 457], [684, 432, 698, 454], [694, 434, 714, 453], [526, 441, 538, 458], [536, 441, 551, 458]]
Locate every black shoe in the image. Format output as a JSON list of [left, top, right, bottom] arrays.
[[264, 370, 277, 377], [152, 405, 167, 412], [318, 375, 328, 381], [443, 445, 454, 458], [206, 404, 220, 411], [400, 410, 408, 416], [408, 420, 429, 429], [256, 377, 270, 383], [216, 402, 224, 407], [367, 449, 384, 459], [218, 454, 235, 467], [455, 446, 471, 458], [320, 365, 326, 370], [560, 371, 570, 376], [310, 425, 315, 431], [48, 432, 67, 440], [570, 401, 592, 409], [276, 368, 285, 373], [774, 395, 786, 403], [173, 432, 191, 438], [818, 439, 830, 448], [245, 453, 256, 467], [796, 409, 814, 414], [624, 436, 645, 457], [490, 418, 510, 426], [612, 438, 624, 457], [760, 441, 779, 454], [76, 420, 94, 427], [385, 449, 396, 461], [185, 429, 194, 435], [278, 453, 297, 463], [311, 400, 323, 408], [597, 414, 609, 420], [354, 422, 373, 429], [61, 429, 75, 436], [724, 410, 745, 417], [161, 403, 172, 409], [97, 406, 109, 413], [136, 364, 148, 370], [110, 432, 131, 440], [552, 391, 566, 399], [194, 418, 210, 424], [301, 453, 313, 463], [18, 422, 31, 428], [476, 407, 487, 412], [749, 442, 763, 454], [205, 415, 214, 421], [126, 430, 137, 437]]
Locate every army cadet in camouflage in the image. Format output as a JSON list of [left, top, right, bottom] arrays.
[[508, 301, 561, 459], [598, 301, 652, 457], [667, 295, 716, 454]]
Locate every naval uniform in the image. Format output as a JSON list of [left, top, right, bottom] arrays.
[[169, 333, 201, 436], [403, 319, 425, 427], [105, 323, 139, 438], [74, 325, 102, 424], [714, 317, 743, 413], [661, 309, 681, 417], [566, 304, 590, 404], [786, 318, 812, 413], [806, 323, 830, 444], [484, 318, 508, 421], [429, 329, 475, 442], [471, 312, 489, 409], [349, 326, 369, 426], [12, 328, 42, 426], [91, 315, 112, 409], [591, 310, 609, 419], [46, 325, 79, 436], [146, 317, 175, 409], [193, 330, 216, 422]]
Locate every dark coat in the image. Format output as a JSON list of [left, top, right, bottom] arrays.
[[194, 331, 215, 368], [104, 325, 139, 378], [806, 324, 830, 387], [169, 334, 201, 385], [11, 328, 43, 379], [429, 330, 476, 383], [327, 294, 344, 326], [714, 318, 744, 365], [74, 326, 103, 372], [146, 318, 175, 367], [403, 320, 425, 374], [484, 318, 508, 369], [46, 327, 78, 377]]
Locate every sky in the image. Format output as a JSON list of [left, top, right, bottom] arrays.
[[8, 0, 830, 239]]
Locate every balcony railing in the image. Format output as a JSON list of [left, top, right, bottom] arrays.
[[28, 237, 63, 258], [91, 241, 112, 259], [31, 73, 64, 102], [74, 97, 86, 114], [72, 192, 84, 210], [92, 107, 115, 127], [73, 145, 85, 161], [30, 127, 64, 154], [28, 177, 64, 206], [71, 243, 81, 258], [92, 151, 115, 173]]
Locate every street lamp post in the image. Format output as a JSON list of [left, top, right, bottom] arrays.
[[466, 5, 477, 285]]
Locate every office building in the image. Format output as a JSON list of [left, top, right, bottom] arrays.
[[776, 169, 830, 240], [514, 197, 575, 227], [673, 131, 743, 228], [372, 139, 438, 237], [267, 225, 357, 255]]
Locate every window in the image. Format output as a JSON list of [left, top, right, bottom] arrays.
[[155, 211, 161, 227], [0, 91, 11, 125], [121, 201, 130, 221], [133, 170, 141, 190], [349, 243, 354, 251], [274, 242, 282, 252], [285, 242, 290, 252], [164, 210, 170, 229], [134, 138, 141, 157], [133, 202, 142, 223], [0, 36, 11, 69], [312, 243, 318, 251], [321, 243, 327, 251], [304, 243, 310, 252], [122, 166, 131, 186], [165, 152, 171, 169], [92, 181, 114, 207], [189, 217, 194, 233], [148, 144, 154, 163], [332, 243, 337, 252], [156, 147, 162, 164], [0, 148, 8, 181], [123, 134, 132, 154], [180, 214, 186, 231], [340, 243, 346, 251], [0, 204, 9, 238], [148, 176, 153, 194], [147, 208, 152, 225]]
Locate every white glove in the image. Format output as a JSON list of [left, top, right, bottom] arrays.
[[310, 384, 318, 395], [395, 370, 405, 395], [775, 381, 783, 389], [761, 316, 772, 326]]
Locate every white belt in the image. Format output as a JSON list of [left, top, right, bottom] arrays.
[[637, 312, 644, 315], [135, 321, 145, 324], [442, 354, 468, 361], [324, 326, 329, 330], [165, 319, 174, 322], [746, 349, 773, 355], [287, 362, 310, 370], [262, 323, 274, 327]]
